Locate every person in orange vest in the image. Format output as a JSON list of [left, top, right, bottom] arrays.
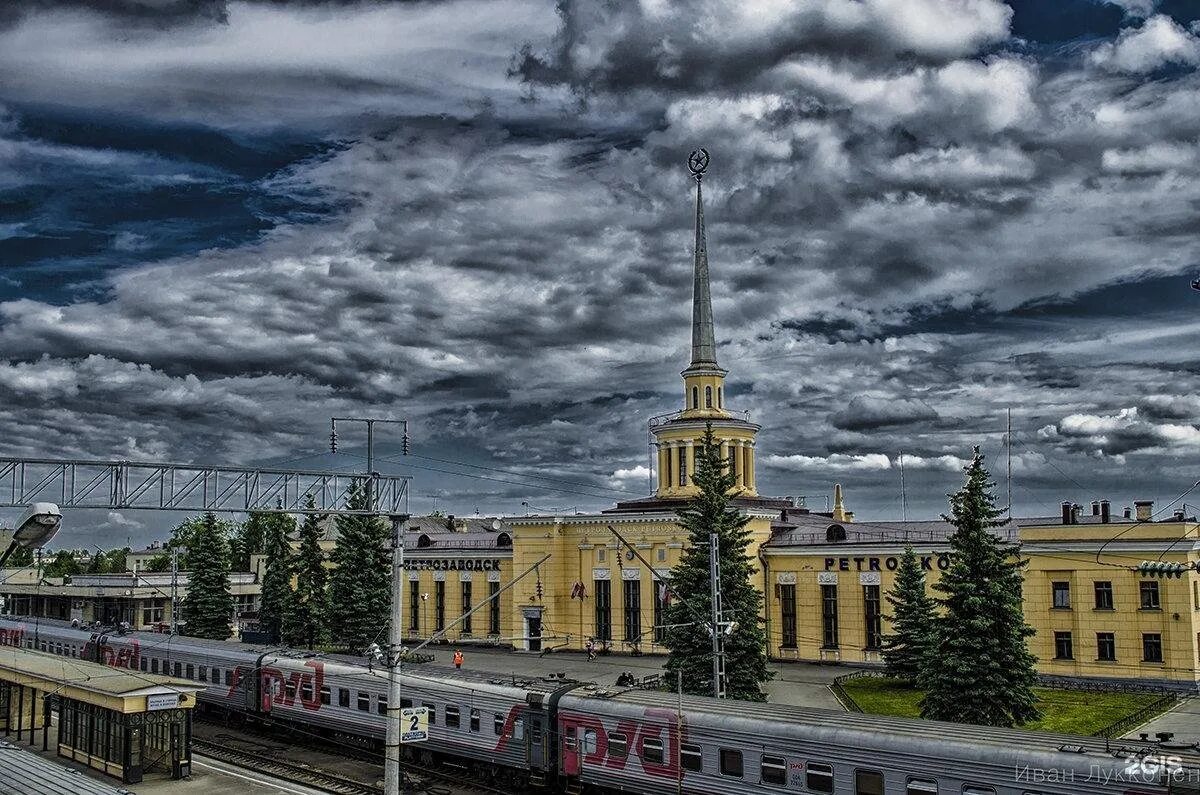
[[453, 649, 464, 670]]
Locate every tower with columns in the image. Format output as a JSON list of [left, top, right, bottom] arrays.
[[650, 151, 761, 500]]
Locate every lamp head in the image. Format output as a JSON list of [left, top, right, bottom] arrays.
[[14, 503, 61, 549]]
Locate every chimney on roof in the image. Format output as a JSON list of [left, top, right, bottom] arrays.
[[1061, 501, 1073, 525], [1072, 503, 1082, 523], [445, 514, 456, 531], [1135, 500, 1154, 522], [1100, 500, 1110, 523], [1091, 500, 1101, 516], [1174, 509, 1186, 522], [1123, 506, 1132, 519]]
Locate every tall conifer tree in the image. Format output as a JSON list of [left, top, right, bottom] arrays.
[[881, 546, 936, 682], [284, 495, 329, 648], [662, 424, 771, 700], [181, 512, 234, 639], [258, 511, 296, 643], [327, 482, 390, 653], [920, 449, 1041, 726]]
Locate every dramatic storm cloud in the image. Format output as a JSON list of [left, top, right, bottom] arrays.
[[2, 0, 1200, 546]]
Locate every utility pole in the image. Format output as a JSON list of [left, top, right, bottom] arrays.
[[1006, 407, 1013, 521], [899, 452, 908, 523], [384, 515, 409, 795], [170, 547, 179, 635], [708, 532, 726, 699]]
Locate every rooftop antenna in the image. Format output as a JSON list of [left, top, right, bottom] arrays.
[[1007, 407, 1013, 521], [899, 452, 908, 522]]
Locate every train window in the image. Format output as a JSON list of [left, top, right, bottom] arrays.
[[446, 707, 461, 729], [681, 744, 702, 772], [140, 657, 148, 672], [302, 682, 313, 702], [339, 689, 350, 708], [357, 692, 370, 712], [907, 779, 939, 794], [512, 717, 523, 740], [377, 696, 387, 715], [320, 686, 331, 705], [494, 714, 505, 735], [609, 732, 627, 758], [642, 737, 664, 764], [174, 662, 182, 677], [151, 658, 159, 674], [401, 699, 412, 709], [199, 666, 207, 682], [186, 664, 194, 679], [762, 755, 786, 785], [470, 709, 480, 732], [226, 670, 234, 687], [807, 762, 834, 793], [423, 702, 436, 725], [583, 730, 598, 754], [720, 749, 743, 778], [286, 681, 296, 700], [962, 788, 995, 795], [856, 769, 884, 795]]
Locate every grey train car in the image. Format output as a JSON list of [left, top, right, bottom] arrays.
[[4, 616, 1200, 794]]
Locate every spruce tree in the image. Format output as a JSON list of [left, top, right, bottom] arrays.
[[181, 512, 234, 640], [258, 511, 296, 643], [881, 546, 936, 682], [662, 424, 772, 701], [920, 449, 1041, 726], [326, 482, 391, 653], [284, 495, 329, 649]]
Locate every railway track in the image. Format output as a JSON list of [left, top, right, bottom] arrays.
[[193, 737, 383, 795]]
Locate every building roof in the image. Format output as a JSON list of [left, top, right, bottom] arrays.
[[319, 514, 513, 550], [0, 742, 133, 795], [0, 647, 199, 699]]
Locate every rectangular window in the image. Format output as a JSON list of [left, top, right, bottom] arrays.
[[1052, 581, 1071, 609], [594, 579, 612, 642], [489, 581, 501, 635], [470, 709, 480, 732], [1054, 631, 1073, 660], [653, 580, 668, 644], [1097, 632, 1116, 661], [339, 688, 350, 708], [151, 658, 159, 674], [435, 581, 446, 631], [583, 730, 597, 754], [623, 577, 641, 643], [174, 662, 182, 677], [609, 732, 627, 759], [285, 681, 296, 700], [863, 585, 882, 650], [461, 580, 473, 635], [597, 548, 606, 563], [761, 755, 786, 785], [1143, 633, 1164, 663], [446, 706, 460, 728], [377, 696, 387, 715], [642, 737, 664, 764], [423, 702, 436, 725], [409, 580, 420, 632], [320, 685, 331, 705], [681, 743, 702, 772], [857, 770, 885, 795], [186, 664, 194, 679], [808, 762, 835, 793], [821, 585, 839, 649], [907, 779, 940, 795], [720, 748, 743, 778], [494, 713, 505, 735], [962, 788, 995, 795], [1094, 581, 1114, 610], [1141, 581, 1161, 610], [199, 666, 207, 682], [357, 692, 369, 712], [780, 584, 797, 648]]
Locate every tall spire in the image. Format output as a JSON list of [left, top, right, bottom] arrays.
[[688, 148, 717, 367]]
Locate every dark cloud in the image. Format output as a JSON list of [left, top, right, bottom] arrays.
[[830, 396, 940, 431]]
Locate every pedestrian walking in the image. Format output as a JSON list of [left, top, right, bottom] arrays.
[[453, 649, 464, 670], [585, 637, 596, 661]]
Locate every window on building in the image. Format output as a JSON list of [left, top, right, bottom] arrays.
[[761, 755, 786, 785], [821, 584, 839, 649], [435, 581, 446, 631], [141, 599, 165, 626], [691, 386, 699, 408], [642, 737, 664, 764], [339, 688, 350, 708], [597, 548, 606, 563], [780, 584, 797, 648], [470, 709, 480, 732], [409, 580, 420, 631], [717, 387, 722, 407], [807, 762, 834, 793], [357, 691, 370, 712], [657, 547, 666, 562], [461, 580, 473, 635], [446, 706, 460, 728], [681, 744, 702, 772], [1053, 631, 1073, 660], [1140, 580, 1161, 610], [609, 732, 627, 758], [594, 579, 612, 641], [863, 585, 882, 650], [907, 779, 939, 794], [720, 748, 743, 778], [705, 386, 712, 408], [489, 580, 501, 635], [856, 770, 885, 795], [653, 580, 668, 643], [1052, 581, 1070, 609], [623, 577, 641, 643], [1094, 581, 1114, 610], [1143, 633, 1164, 663], [1097, 632, 1116, 661]]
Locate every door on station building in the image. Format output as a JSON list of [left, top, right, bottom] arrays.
[[526, 616, 542, 652]]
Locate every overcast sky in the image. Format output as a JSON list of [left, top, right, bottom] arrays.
[[2, 0, 1199, 548]]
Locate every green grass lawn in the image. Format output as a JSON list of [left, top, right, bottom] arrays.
[[839, 676, 1166, 735]]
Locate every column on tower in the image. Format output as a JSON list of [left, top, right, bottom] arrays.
[[730, 439, 742, 489], [656, 443, 668, 492], [746, 441, 756, 492], [684, 439, 695, 487], [718, 439, 729, 478]]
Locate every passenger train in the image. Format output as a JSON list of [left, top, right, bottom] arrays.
[[1, 616, 1196, 794]]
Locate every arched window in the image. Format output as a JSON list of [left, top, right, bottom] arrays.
[[705, 386, 712, 408], [691, 386, 698, 409], [496, 532, 512, 548], [717, 387, 722, 408], [417, 534, 434, 548], [825, 525, 846, 542]]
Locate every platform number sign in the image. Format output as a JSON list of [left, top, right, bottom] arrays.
[[401, 707, 429, 743]]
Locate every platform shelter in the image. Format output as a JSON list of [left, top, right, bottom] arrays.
[[0, 646, 203, 784]]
